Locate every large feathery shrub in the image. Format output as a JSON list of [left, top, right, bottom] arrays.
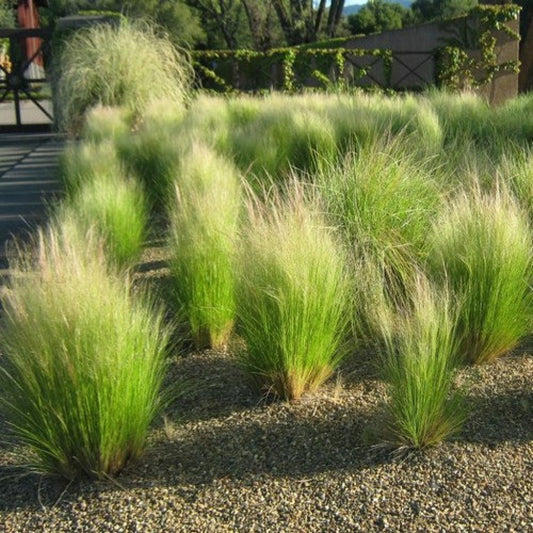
[[168, 143, 241, 350], [236, 182, 350, 400], [0, 225, 169, 479], [53, 20, 192, 133], [429, 188, 533, 364]]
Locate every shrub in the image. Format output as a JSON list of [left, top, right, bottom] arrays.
[[0, 225, 169, 479], [429, 188, 533, 364], [380, 280, 467, 449], [236, 182, 350, 400], [53, 20, 192, 133], [168, 143, 241, 350]]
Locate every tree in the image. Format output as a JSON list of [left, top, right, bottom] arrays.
[[348, 0, 414, 35], [240, 0, 284, 50], [270, 0, 346, 45], [40, 1, 206, 47], [411, 0, 478, 22], [0, 0, 15, 28]]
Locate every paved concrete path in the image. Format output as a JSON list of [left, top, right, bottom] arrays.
[[0, 133, 63, 266]]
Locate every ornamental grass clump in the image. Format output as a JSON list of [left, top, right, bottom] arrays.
[[53, 20, 192, 133], [0, 225, 169, 480], [117, 120, 184, 211], [57, 141, 123, 197], [236, 182, 350, 400], [168, 143, 241, 350], [429, 188, 533, 365], [55, 174, 149, 268], [230, 101, 337, 181], [497, 147, 533, 223], [317, 138, 441, 338], [381, 280, 467, 449], [81, 105, 131, 145]]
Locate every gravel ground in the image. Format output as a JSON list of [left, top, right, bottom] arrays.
[[0, 255, 532, 532]]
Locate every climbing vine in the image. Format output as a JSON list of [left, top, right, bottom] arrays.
[[192, 5, 521, 94], [192, 47, 393, 94], [437, 4, 521, 90]]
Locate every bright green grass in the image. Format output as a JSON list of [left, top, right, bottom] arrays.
[[236, 181, 350, 400], [81, 105, 131, 145], [117, 118, 185, 211], [381, 280, 467, 449], [316, 137, 442, 338], [429, 187, 533, 364], [54, 174, 149, 268], [168, 143, 241, 349], [57, 142, 123, 198], [0, 224, 169, 479]]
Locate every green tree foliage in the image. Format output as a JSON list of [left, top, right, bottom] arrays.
[[270, 0, 346, 44], [240, 0, 285, 50], [186, 0, 248, 49], [42, 0, 206, 47], [0, 0, 15, 28], [483, 0, 532, 42], [412, 0, 478, 21], [41, 0, 352, 49], [348, 0, 415, 35]]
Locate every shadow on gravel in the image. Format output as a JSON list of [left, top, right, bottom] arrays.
[[462, 388, 533, 444], [141, 402, 388, 488], [161, 352, 258, 424]]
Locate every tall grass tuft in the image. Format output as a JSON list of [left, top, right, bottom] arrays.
[[429, 187, 533, 364], [317, 138, 441, 339], [497, 146, 533, 223], [168, 143, 241, 350], [117, 120, 185, 211], [380, 279, 467, 449], [236, 182, 350, 400], [0, 225, 169, 479], [54, 175, 149, 268], [81, 105, 131, 145], [229, 97, 337, 181], [53, 20, 192, 133]]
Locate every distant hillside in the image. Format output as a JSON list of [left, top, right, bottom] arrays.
[[343, 1, 413, 16]]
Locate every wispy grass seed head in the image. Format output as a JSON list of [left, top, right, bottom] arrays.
[[429, 187, 533, 364], [236, 182, 350, 400], [0, 225, 169, 479], [168, 143, 241, 349]]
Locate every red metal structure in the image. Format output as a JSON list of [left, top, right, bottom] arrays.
[[16, 0, 46, 76], [0, 1, 51, 130]]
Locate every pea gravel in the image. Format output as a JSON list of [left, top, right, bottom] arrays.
[[0, 254, 531, 532]]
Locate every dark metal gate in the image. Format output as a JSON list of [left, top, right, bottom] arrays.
[[0, 27, 53, 132]]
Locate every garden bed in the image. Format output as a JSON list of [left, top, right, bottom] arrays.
[[1, 246, 531, 532]]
